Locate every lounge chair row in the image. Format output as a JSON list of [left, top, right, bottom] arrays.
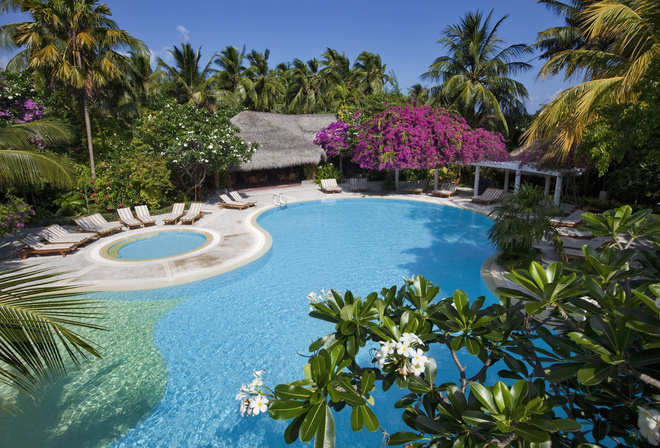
[[18, 224, 99, 259]]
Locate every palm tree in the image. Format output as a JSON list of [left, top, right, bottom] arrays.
[[353, 51, 392, 95], [422, 10, 532, 134], [0, 0, 146, 178], [525, 0, 660, 158], [286, 58, 326, 113], [407, 84, 430, 103], [245, 49, 285, 112], [0, 119, 76, 188], [320, 48, 357, 91], [151, 43, 234, 110], [0, 266, 103, 399], [213, 45, 256, 107]]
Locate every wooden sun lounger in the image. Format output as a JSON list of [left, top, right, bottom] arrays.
[[37, 224, 96, 247], [117, 207, 144, 230], [229, 191, 256, 206], [550, 209, 586, 227], [320, 179, 342, 193], [74, 216, 122, 237], [404, 179, 428, 194], [349, 178, 368, 192], [162, 203, 186, 225], [471, 188, 504, 205], [556, 227, 594, 239], [18, 235, 76, 259], [135, 205, 157, 226], [430, 182, 459, 198], [217, 194, 251, 210], [179, 203, 204, 225]]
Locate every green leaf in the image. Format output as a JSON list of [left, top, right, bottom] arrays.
[[387, 431, 422, 445], [469, 383, 497, 414], [314, 403, 335, 448], [269, 400, 309, 421], [465, 337, 481, 356], [552, 418, 583, 432], [350, 405, 364, 432], [274, 385, 313, 400], [300, 401, 327, 443], [577, 363, 611, 386], [462, 410, 495, 427], [493, 381, 512, 414], [514, 422, 550, 443], [363, 405, 379, 432], [361, 369, 376, 395]]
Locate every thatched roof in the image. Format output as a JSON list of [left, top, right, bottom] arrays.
[[230, 111, 335, 171]]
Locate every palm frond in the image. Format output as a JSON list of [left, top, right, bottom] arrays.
[[0, 149, 76, 189]]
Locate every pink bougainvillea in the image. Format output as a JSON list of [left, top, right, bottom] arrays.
[[349, 103, 509, 170], [313, 121, 352, 158]]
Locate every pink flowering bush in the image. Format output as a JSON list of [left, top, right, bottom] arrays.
[[313, 121, 352, 158], [352, 103, 510, 170], [0, 196, 35, 237]]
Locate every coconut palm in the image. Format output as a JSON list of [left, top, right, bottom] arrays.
[[320, 48, 356, 91], [213, 45, 256, 107], [151, 43, 234, 110], [0, 0, 146, 179], [525, 0, 660, 158], [0, 266, 103, 399], [0, 119, 76, 188], [422, 10, 532, 134], [353, 51, 392, 95], [286, 58, 327, 113], [245, 49, 285, 112]]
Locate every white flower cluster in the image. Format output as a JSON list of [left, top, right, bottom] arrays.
[[375, 333, 430, 377], [639, 407, 660, 445], [236, 370, 271, 417]]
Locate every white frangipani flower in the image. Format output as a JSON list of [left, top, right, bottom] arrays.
[[639, 407, 660, 445], [249, 395, 269, 415], [410, 348, 428, 367]]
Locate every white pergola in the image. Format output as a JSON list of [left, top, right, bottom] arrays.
[[460, 161, 583, 205]]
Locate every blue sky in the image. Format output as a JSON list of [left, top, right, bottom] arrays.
[[0, 0, 575, 112]]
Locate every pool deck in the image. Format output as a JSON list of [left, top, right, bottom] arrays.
[[0, 181, 561, 294]]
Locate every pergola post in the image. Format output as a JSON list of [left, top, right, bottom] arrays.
[[473, 165, 481, 195], [514, 170, 522, 192], [554, 174, 563, 205], [544, 175, 551, 195], [504, 170, 510, 192], [434, 168, 439, 190], [395, 169, 400, 189]]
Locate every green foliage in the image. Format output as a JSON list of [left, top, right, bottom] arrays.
[[488, 184, 559, 270], [248, 205, 660, 447], [0, 195, 34, 236], [134, 95, 254, 199], [314, 163, 343, 184]]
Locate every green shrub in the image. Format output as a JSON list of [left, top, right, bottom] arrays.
[[0, 195, 35, 236], [314, 163, 343, 184]]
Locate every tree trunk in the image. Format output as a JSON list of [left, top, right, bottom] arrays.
[[82, 97, 96, 179]]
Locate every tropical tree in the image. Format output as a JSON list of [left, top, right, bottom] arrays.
[[422, 10, 532, 134], [0, 0, 146, 178], [526, 0, 660, 158], [286, 58, 326, 113], [214, 45, 256, 107], [151, 43, 233, 110], [352, 51, 392, 95], [245, 49, 285, 112], [0, 266, 103, 401], [320, 48, 354, 89]]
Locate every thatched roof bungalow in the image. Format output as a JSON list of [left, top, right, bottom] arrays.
[[230, 111, 335, 172]]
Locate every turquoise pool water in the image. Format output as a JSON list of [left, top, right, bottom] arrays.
[[4, 198, 498, 447], [106, 230, 209, 260]]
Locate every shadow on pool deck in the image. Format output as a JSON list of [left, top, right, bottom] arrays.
[[0, 181, 560, 292]]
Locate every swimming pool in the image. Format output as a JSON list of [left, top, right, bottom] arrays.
[[0, 198, 497, 447], [105, 230, 211, 261]]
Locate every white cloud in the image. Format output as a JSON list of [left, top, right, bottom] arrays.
[[176, 25, 190, 43]]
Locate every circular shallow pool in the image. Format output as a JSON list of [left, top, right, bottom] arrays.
[[100, 229, 215, 261]]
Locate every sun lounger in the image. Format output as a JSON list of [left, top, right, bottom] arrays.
[[74, 215, 123, 237], [430, 182, 459, 198], [349, 178, 368, 192], [37, 224, 96, 246], [162, 203, 186, 225], [229, 191, 256, 206], [117, 207, 144, 229], [217, 194, 251, 210], [18, 234, 76, 259], [320, 179, 342, 193], [556, 227, 594, 239], [471, 188, 504, 205], [550, 209, 585, 227], [135, 205, 157, 226], [87, 213, 122, 229], [179, 203, 204, 225], [404, 179, 428, 194], [559, 236, 608, 251]]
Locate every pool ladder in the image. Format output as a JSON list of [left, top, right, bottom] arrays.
[[273, 193, 288, 207]]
